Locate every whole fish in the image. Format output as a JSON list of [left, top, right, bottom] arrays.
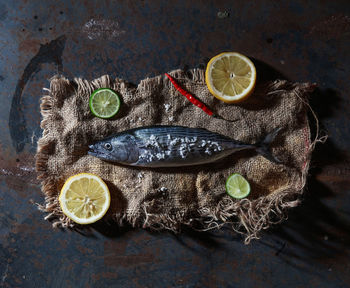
[[88, 126, 282, 167]]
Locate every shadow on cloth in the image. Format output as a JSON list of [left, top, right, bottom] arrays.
[[261, 87, 350, 268]]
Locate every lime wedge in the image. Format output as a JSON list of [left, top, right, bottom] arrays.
[[225, 173, 251, 199], [89, 88, 121, 119]]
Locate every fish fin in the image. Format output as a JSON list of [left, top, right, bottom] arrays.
[[255, 127, 283, 164]]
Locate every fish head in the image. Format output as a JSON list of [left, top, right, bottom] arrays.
[[88, 134, 139, 164]]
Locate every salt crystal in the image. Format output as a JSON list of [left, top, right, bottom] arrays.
[[160, 187, 168, 192], [168, 116, 174, 122], [137, 172, 144, 183], [169, 138, 179, 146], [179, 144, 188, 158], [205, 148, 212, 155], [180, 151, 187, 158], [210, 141, 222, 152], [164, 103, 171, 112], [156, 153, 165, 160], [20, 166, 35, 172]]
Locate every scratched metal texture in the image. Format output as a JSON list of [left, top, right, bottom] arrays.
[[1, 0, 350, 287]]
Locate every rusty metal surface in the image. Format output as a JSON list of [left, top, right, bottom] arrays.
[[1, 0, 350, 287]]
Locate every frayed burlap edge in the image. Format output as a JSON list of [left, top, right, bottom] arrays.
[[35, 70, 326, 244]]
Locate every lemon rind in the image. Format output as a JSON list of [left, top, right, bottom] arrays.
[[59, 173, 111, 224], [205, 52, 256, 103]]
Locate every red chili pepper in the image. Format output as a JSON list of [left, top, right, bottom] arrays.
[[165, 73, 214, 116]]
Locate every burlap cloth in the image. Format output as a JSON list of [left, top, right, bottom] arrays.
[[36, 69, 317, 243]]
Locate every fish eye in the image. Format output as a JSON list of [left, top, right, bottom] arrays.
[[104, 143, 112, 150]]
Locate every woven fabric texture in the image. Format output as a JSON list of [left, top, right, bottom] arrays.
[[36, 69, 315, 243]]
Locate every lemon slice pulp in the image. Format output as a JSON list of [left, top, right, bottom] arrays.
[[205, 52, 256, 103], [59, 173, 111, 224], [225, 173, 251, 199]]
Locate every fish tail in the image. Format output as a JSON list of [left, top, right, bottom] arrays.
[[254, 127, 283, 164]]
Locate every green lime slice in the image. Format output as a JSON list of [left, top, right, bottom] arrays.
[[225, 173, 251, 199], [89, 88, 121, 119]]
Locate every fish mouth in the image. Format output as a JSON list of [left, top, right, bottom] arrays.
[[87, 150, 97, 157], [88, 144, 109, 159], [88, 145, 99, 157]]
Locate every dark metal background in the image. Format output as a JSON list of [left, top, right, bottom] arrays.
[[1, 1, 350, 287]]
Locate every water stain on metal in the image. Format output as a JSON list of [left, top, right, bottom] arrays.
[[9, 35, 66, 152], [82, 18, 126, 40], [0, 144, 37, 189]]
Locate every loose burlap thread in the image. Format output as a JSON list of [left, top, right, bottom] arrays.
[[36, 69, 318, 243]]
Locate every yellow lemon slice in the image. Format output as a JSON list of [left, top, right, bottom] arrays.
[[205, 52, 256, 103], [59, 173, 110, 224]]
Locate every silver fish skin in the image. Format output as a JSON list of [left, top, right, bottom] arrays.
[[88, 126, 282, 167]]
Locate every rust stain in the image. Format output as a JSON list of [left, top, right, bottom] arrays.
[[76, 245, 93, 254], [57, 239, 68, 249], [103, 239, 127, 260], [316, 174, 350, 182], [91, 271, 119, 282], [105, 254, 155, 267], [31, 258, 44, 270], [18, 38, 41, 54], [0, 148, 37, 189], [4, 175, 36, 199], [315, 164, 350, 182], [103, 239, 155, 267], [1, 164, 37, 196]]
